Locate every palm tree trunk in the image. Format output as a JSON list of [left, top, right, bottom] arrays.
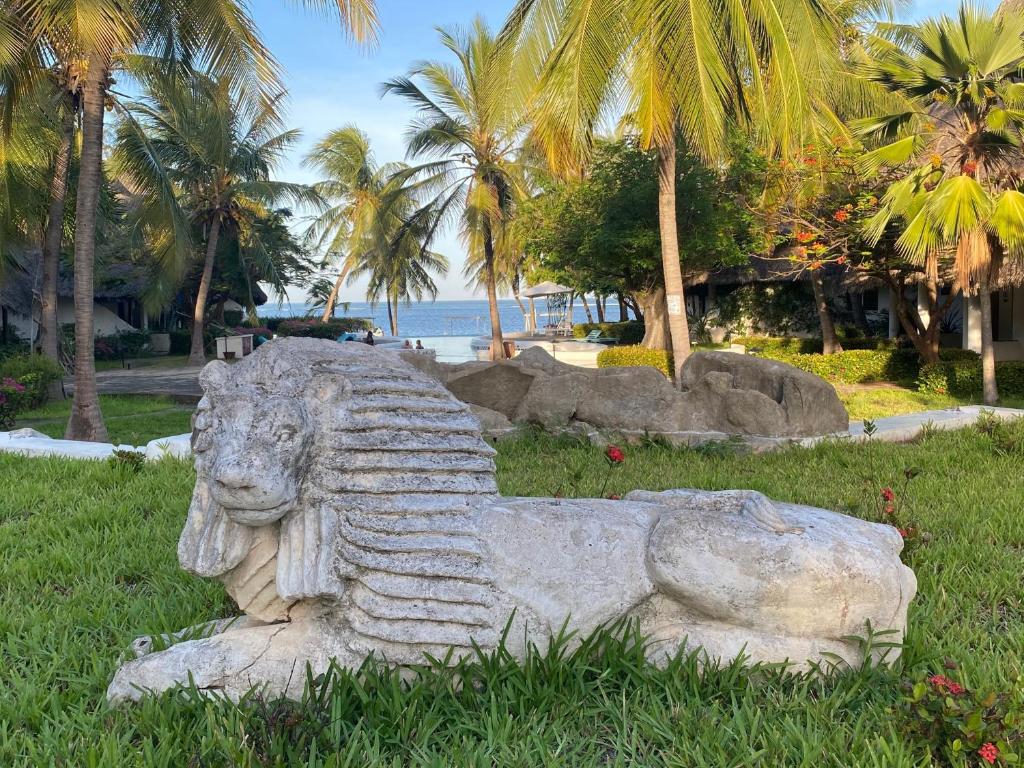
[[596, 295, 606, 323], [321, 260, 351, 322], [483, 222, 506, 361], [391, 290, 399, 336], [978, 269, 1000, 405], [189, 216, 221, 365], [40, 107, 75, 368], [656, 139, 690, 382], [810, 271, 843, 355], [580, 293, 594, 323], [64, 54, 109, 443]]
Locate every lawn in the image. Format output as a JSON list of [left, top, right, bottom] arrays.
[[2, 423, 1023, 766], [95, 354, 193, 372], [14, 395, 194, 445]]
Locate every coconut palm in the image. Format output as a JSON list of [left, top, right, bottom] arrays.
[[858, 4, 1024, 405], [3, 0, 378, 440], [303, 126, 407, 322], [114, 73, 319, 364], [498, 0, 859, 379], [382, 19, 529, 361]]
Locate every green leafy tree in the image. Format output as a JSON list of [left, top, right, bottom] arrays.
[[519, 137, 766, 349], [858, 4, 1024, 404], [500, 0, 852, 380]]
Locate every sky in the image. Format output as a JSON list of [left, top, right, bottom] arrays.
[[251, 0, 998, 304]]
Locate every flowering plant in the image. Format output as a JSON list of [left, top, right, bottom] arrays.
[[600, 445, 626, 498], [0, 376, 29, 429], [902, 669, 1023, 766]]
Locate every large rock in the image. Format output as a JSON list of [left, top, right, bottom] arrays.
[[108, 339, 913, 703], [416, 347, 848, 438], [679, 352, 849, 437]]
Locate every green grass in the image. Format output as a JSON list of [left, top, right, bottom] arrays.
[[836, 383, 1024, 421], [14, 395, 194, 445], [95, 354, 193, 372], [2, 423, 1023, 766]]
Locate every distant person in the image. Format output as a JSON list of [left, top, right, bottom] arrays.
[[415, 340, 424, 350], [403, 340, 413, 349], [364, 330, 375, 346]]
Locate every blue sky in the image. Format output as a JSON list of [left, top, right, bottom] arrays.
[[251, 0, 996, 303]]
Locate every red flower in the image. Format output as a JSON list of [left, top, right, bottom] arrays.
[[881, 487, 895, 502], [884, 502, 895, 515], [979, 743, 999, 764], [947, 681, 965, 695], [836, 256, 847, 265], [796, 231, 816, 244], [897, 528, 909, 538], [608, 494, 621, 500], [833, 209, 850, 223], [962, 161, 978, 177], [606, 446, 625, 464]]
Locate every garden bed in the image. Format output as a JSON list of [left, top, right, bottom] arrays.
[[2, 426, 1022, 765]]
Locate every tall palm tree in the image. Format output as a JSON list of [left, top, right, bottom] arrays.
[[4, 0, 378, 441], [382, 19, 529, 361], [114, 73, 319, 364], [304, 126, 406, 322], [859, 4, 1024, 405], [499, 0, 849, 380]]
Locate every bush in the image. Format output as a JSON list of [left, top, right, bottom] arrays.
[[0, 328, 30, 361], [597, 345, 673, 377], [573, 321, 645, 345], [275, 318, 372, 339], [918, 359, 1024, 398], [734, 336, 978, 385], [0, 354, 63, 409], [169, 330, 192, 356]]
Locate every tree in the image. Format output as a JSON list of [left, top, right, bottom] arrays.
[[114, 73, 318, 364], [500, 0, 847, 380], [858, 4, 1024, 405], [382, 18, 529, 361], [5, 0, 378, 441], [304, 126, 406, 322], [518, 137, 765, 349]]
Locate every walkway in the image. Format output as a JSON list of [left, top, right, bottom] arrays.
[[63, 365, 203, 402]]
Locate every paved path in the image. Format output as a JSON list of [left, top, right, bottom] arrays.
[[843, 405, 1024, 443], [64, 365, 203, 401]]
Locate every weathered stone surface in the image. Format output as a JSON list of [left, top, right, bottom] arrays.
[[108, 339, 913, 703], [415, 347, 848, 439], [679, 351, 849, 437]]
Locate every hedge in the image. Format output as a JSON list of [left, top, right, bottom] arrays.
[[918, 360, 1024, 399], [736, 336, 979, 385], [275, 318, 372, 339], [732, 335, 897, 355], [573, 321, 645, 345], [597, 345, 672, 377]]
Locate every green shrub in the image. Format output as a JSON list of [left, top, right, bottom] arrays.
[[918, 359, 1024, 398], [275, 318, 372, 339], [597, 345, 672, 377], [0, 354, 63, 408], [0, 328, 30, 361], [573, 321, 645, 345], [733, 336, 977, 385], [169, 330, 192, 355]]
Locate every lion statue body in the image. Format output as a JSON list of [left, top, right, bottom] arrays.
[[108, 339, 916, 702]]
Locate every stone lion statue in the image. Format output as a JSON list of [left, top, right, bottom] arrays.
[[108, 338, 916, 702]]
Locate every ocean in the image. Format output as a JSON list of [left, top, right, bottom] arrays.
[[269, 298, 621, 363]]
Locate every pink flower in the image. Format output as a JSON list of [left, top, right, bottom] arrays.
[[978, 743, 999, 765], [881, 487, 895, 502]]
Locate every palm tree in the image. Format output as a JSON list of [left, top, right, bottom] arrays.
[[499, 0, 850, 380], [304, 126, 406, 322], [114, 73, 319, 364], [382, 19, 529, 361], [859, 4, 1024, 405], [4, 0, 378, 441]]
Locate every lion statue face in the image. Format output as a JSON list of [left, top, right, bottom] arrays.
[[191, 358, 320, 527]]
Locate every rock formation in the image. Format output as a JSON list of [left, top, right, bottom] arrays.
[[108, 339, 913, 703], [404, 347, 849, 440]]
